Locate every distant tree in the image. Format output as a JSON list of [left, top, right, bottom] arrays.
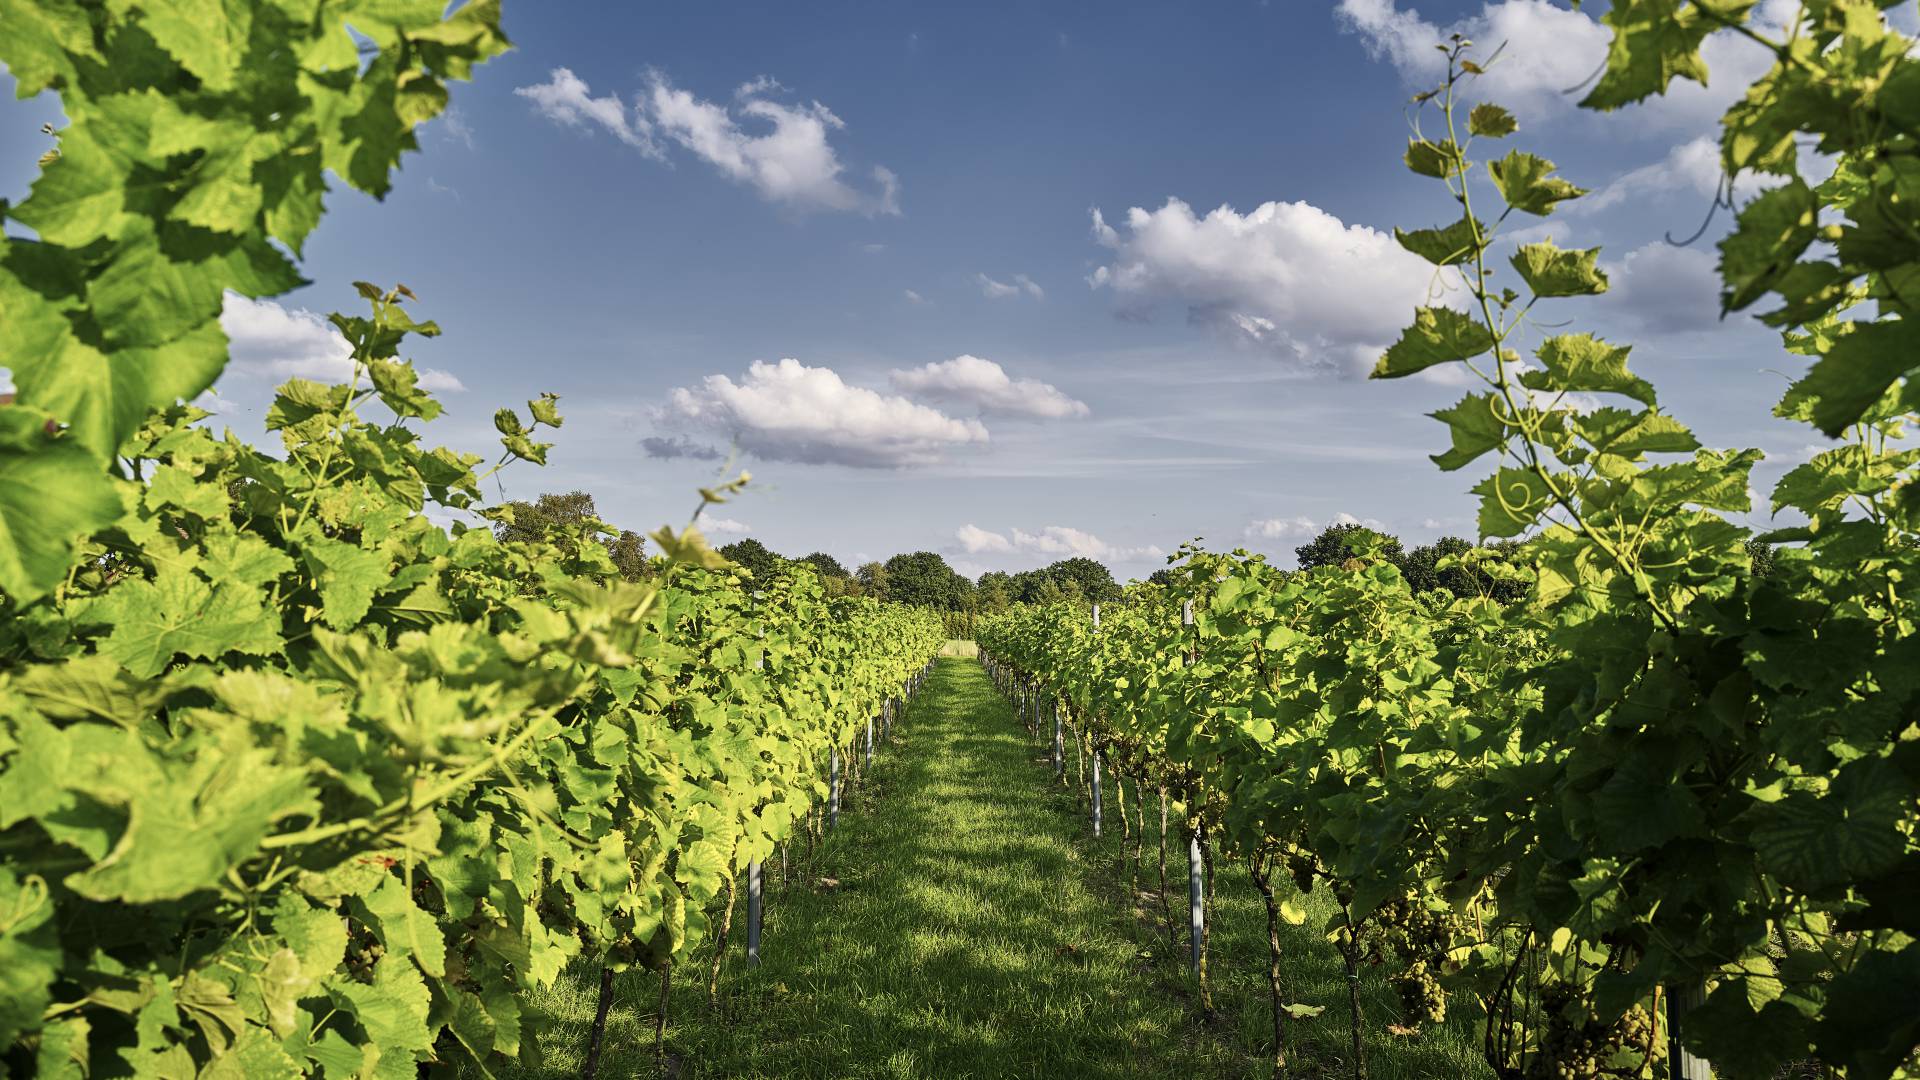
[[855, 561, 890, 601], [1146, 568, 1178, 588], [1398, 535, 1529, 602], [1746, 537, 1777, 579], [975, 571, 1014, 614], [799, 551, 850, 580], [605, 530, 651, 582], [719, 537, 785, 583], [494, 490, 650, 582], [1042, 557, 1120, 602], [1399, 536, 1475, 595], [1007, 569, 1049, 604], [1295, 522, 1404, 571], [1028, 575, 1082, 605], [882, 551, 972, 610]]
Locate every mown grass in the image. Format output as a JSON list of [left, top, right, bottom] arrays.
[[484, 656, 1495, 1079]]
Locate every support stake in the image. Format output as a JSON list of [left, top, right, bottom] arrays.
[[746, 860, 763, 968]]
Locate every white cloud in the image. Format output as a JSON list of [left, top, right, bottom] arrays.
[[1245, 511, 1385, 540], [644, 72, 900, 215], [904, 289, 928, 304], [1334, 0, 1795, 131], [1244, 515, 1320, 539], [890, 355, 1089, 419], [977, 272, 1045, 300], [957, 523, 1164, 562], [436, 108, 475, 149], [513, 67, 661, 155], [956, 524, 1014, 553], [734, 75, 787, 99], [1089, 199, 1439, 376], [1585, 136, 1785, 212], [700, 515, 752, 535], [649, 358, 988, 468], [1605, 242, 1723, 333], [1012, 526, 1165, 562], [219, 295, 465, 392], [516, 67, 899, 215]]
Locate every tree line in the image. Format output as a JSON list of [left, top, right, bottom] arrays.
[[496, 490, 1783, 616]]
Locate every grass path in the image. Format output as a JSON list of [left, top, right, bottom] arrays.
[[495, 657, 1493, 1079]]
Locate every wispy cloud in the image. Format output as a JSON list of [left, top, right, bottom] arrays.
[[977, 272, 1044, 300], [516, 67, 900, 215]]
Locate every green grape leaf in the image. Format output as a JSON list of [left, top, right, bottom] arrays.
[[1521, 334, 1656, 407], [91, 568, 283, 677], [0, 0, 94, 96], [1749, 759, 1912, 891], [0, 866, 61, 1049], [10, 655, 172, 726], [1488, 151, 1586, 216], [1574, 408, 1700, 458], [366, 359, 444, 422], [1430, 393, 1509, 472], [1812, 943, 1920, 1078], [201, 534, 297, 591], [302, 539, 389, 630], [1589, 755, 1706, 851], [1632, 450, 1759, 513], [1510, 241, 1609, 298], [1395, 215, 1483, 266], [146, 463, 229, 519], [55, 725, 314, 903], [361, 875, 448, 978], [529, 392, 563, 428], [1468, 102, 1517, 137], [1373, 307, 1494, 379], [137, 0, 252, 93], [0, 442, 125, 604], [1718, 180, 1818, 314], [1405, 138, 1463, 179], [1581, 0, 1714, 110], [1472, 467, 1553, 538], [1787, 318, 1920, 438]]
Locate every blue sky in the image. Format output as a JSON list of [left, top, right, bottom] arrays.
[[2, 0, 1826, 577]]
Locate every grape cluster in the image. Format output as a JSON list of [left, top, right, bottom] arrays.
[[1360, 893, 1469, 1024], [1522, 982, 1655, 1080], [344, 927, 386, 984], [1287, 849, 1316, 894]]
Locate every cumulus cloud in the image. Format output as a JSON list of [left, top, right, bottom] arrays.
[[644, 72, 900, 215], [1089, 199, 1439, 376], [516, 67, 899, 215], [1585, 136, 1785, 212], [649, 358, 988, 468], [513, 67, 661, 154], [904, 289, 928, 304], [1605, 242, 1723, 333], [957, 523, 1164, 561], [890, 355, 1089, 419], [955, 524, 1014, 553], [700, 515, 752, 535], [220, 295, 465, 392], [977, 273, 1044, 300], [1334, 0, 1795, 131], [1245, 511, 1385, 540]]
